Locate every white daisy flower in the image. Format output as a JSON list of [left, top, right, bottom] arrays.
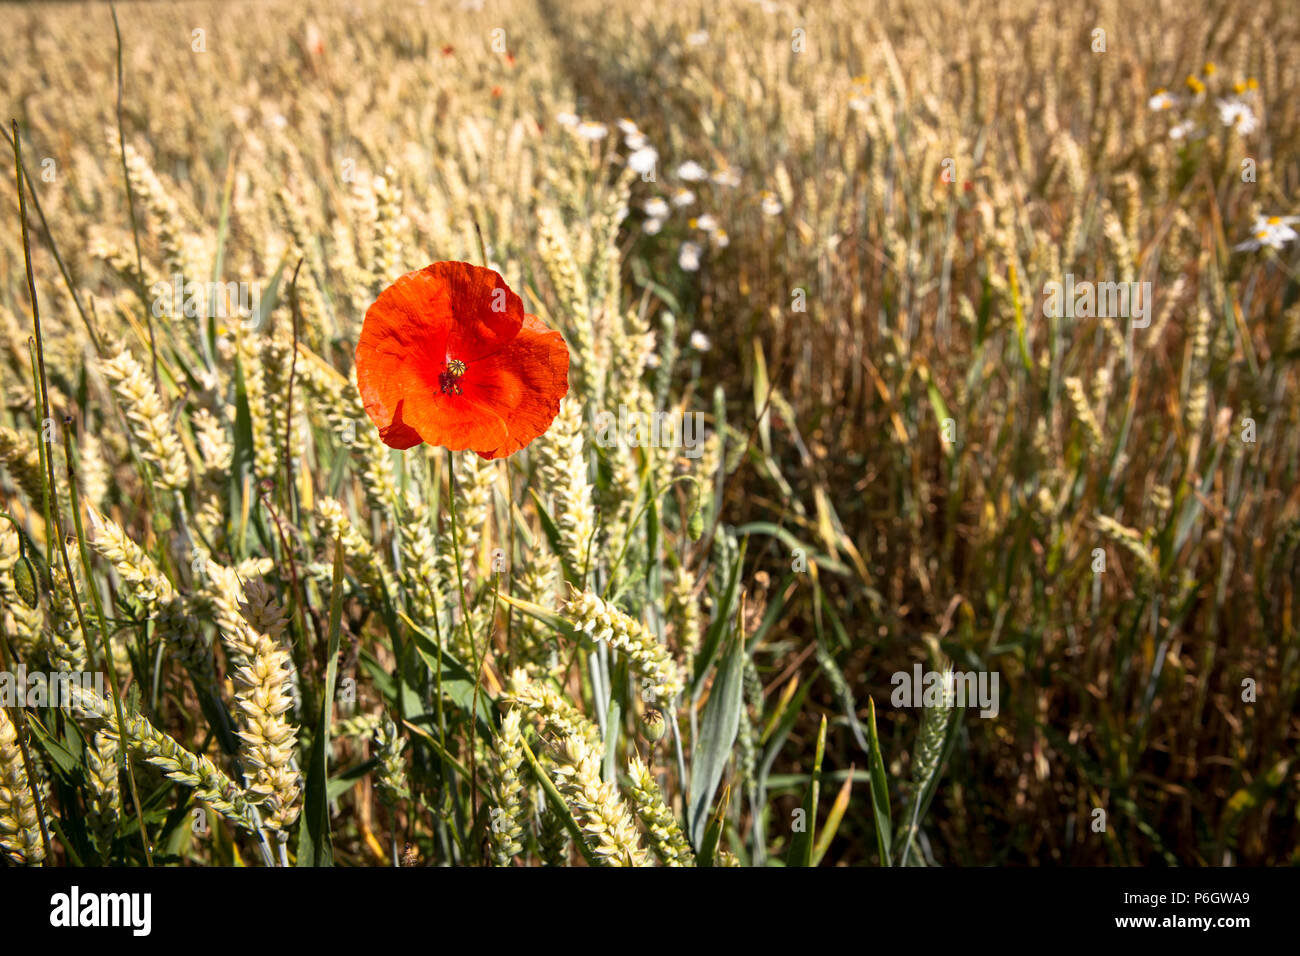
[[1217, 98, 1258, 135], [642, 217, 665, 235], [643, 197, 670, 219], [624, 131, 648, 150], [712, 229, 730, 249], [679, 241, 703, 271], [671, 188, 696, 208], [676, 160, 709, 182], [556, 111, 580, 128], [849, 95, 873, 112], [689, 330, 712, 350], [1251, 214, 1300, 230], [1147, 89, 1177, 111], [686, 30, 709, 46], [617, 118, 640, 135], [1169, 120, 1198, 140], [1233, 215, 1300, 251], [760, 191, 784, 216], [690, 213, 719, 232], [628, 146, 659, 175], [576, 121, 609, 141]]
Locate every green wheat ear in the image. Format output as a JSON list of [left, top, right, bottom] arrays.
[[895, 664, 956, 866]]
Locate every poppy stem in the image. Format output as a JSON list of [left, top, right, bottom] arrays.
[[444, 449, 483, 853]]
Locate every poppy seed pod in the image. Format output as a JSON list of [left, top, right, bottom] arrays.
[[641, 707, 667, 742], [12, 553, 38, 609]]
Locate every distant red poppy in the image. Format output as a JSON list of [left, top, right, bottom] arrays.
[[356, 262, 569, 459], [441, 44, 455, 56], [491, 85, 503, 98]]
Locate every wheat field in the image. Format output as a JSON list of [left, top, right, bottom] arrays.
[[0, 0, 1297, 869]]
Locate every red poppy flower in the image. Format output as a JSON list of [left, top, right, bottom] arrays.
[[355, 261, 570, 459]]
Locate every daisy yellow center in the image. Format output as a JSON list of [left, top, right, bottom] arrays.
[[440, 358, 467, 395], [1267, 216, 1281, 225]]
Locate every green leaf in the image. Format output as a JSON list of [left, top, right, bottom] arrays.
[[26, 716, 81, 777], [692, 536, 747, 693], [867, 698, 893, 867], [697, 784, 730, 867], [786, 714, 826, 866], [732, 522, 851, 577], [688, 604, 746, 847], [812, 767, 854, 866], [298, 544, 344, 866]]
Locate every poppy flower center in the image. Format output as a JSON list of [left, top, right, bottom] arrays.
[[439, 358, 468, 395]]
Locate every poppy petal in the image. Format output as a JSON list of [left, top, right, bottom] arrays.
[[434, 261, 525, 362], [356, 269, 453, 449], [460, 314, 570, 459], [397, 390, 511, 455]]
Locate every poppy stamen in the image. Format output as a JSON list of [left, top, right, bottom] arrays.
[[440, 358, 467, 395]]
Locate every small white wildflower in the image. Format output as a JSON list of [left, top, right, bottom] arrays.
[[624, 131, 648, 150], [671, 188, 696, 208], [849, 95, 872, 112], [1169, 120, 1197, 140], [642, 217, 665, 235], [1217, 98, 1258, 135], [1148, 89, 1177, 111], [556, 111, 580, 128], [576, 121, 609, 141], [643, 197, 670, 219], [628, 146, 659, 175], [1234, 215, 1300, 251], [712, 229, 730, 249], [644, 353, 661, 369], [676, 160, 708, 182], [678, 241, 703, 271], [760, 191, 783, 216], [690, 213, 719, 232], [689, 330, 712, 351], [617, 118, 640, 135]]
